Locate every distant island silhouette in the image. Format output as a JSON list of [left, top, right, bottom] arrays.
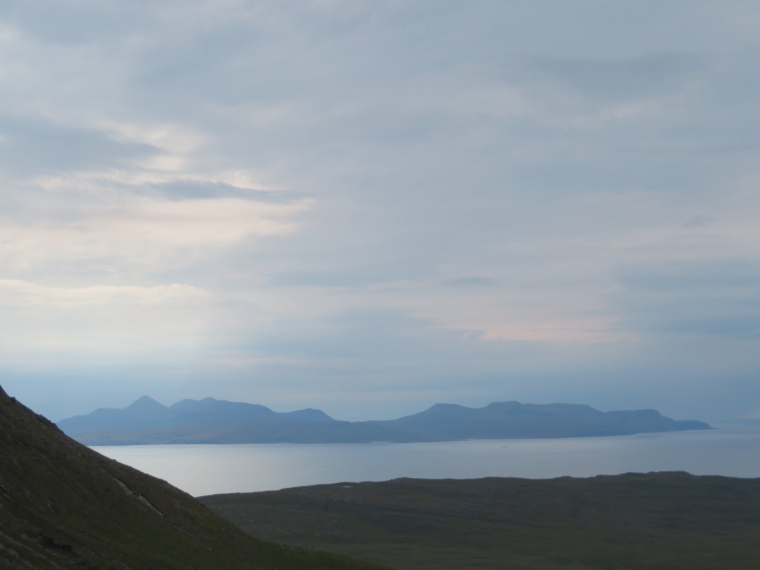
[[57, 397, 710, 445]]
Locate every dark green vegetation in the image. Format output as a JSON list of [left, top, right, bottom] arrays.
[[59, 398, 710, 445], [0, 386, 388, 570], [201, 472, 760, 570]]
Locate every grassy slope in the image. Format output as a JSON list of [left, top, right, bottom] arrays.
[[201, 472, 760, 570], [0, 387, 388, 570]]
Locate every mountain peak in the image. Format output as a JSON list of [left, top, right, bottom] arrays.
[[127, 395, 166, 410]]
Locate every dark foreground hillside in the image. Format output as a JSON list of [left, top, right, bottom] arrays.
[[0, 386, 387, 570], [201, 472, 760, 570]]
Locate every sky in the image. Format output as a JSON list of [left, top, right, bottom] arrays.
[[1, 0, 759, 423]]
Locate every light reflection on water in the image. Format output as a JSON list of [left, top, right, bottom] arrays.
[[91, 424, 760, 497]]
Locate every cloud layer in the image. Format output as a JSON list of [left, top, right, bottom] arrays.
[[2, 1, 760, 422]]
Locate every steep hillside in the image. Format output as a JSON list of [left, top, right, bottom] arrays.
[[0, 386, 387, 570]]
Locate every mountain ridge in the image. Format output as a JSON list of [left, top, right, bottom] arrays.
[[58, 396, 334, 438], [58, 396, 711, 445]]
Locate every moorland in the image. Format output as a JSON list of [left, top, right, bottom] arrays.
[[201, 472, 760, 570]]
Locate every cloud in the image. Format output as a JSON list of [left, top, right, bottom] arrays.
[[0, 279, 213, 359], [0, 170, 310, 276], [616, 261, 760, 338], [1, 0, 760, 423], [527, 53, 704, 107], [0, 279, 208, 308], [443, 276, 497, 288], [0, 116, 154, 176]]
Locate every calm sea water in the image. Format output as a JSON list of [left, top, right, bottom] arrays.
[[92, 423, 760, 497]]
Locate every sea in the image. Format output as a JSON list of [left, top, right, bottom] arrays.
[[91, 423, 760, 497]]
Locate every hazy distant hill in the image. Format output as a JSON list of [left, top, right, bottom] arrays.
[[58, 395, 332, 436], [201, 472, 760, 570], [374, 401, 711, 439], [59, 397, 710, 445], [0, 385, 386, 570]]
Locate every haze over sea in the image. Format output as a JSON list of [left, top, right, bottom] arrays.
[[93, 423, 760, 497]]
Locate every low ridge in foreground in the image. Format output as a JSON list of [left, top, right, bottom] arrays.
[[201, 472, 760, 570], [0, 385, 387, 570]]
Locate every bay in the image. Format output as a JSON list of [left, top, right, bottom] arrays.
[[92, 423, 760, 497]]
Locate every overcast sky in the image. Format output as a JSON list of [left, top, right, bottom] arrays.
[[1, 0, 759, 422]]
